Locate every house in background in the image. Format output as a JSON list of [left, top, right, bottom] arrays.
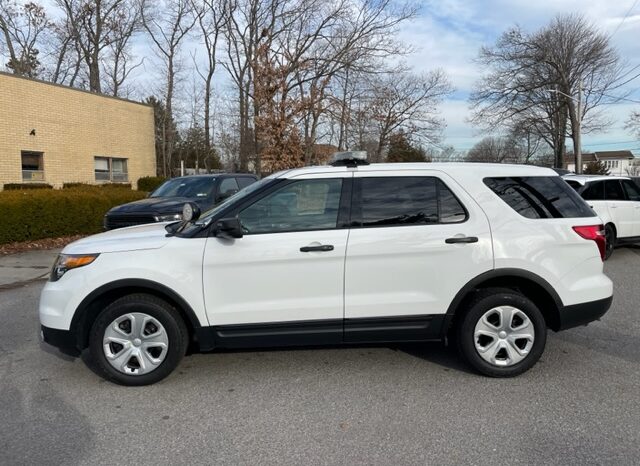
[[564, 150, 636, 175], [0, 72, 156, 189]]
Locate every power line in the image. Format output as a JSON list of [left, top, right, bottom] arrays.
[[584, 140, 640, 147], [611, 0, 640, 37], [601, 93, 640, 104]]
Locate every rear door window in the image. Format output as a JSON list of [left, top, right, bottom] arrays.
[[604, 180, 625, 200], [484, 176, 595, 219], [354, 177, 467, 227], [438, 180, 467, 223], [582, 181, 604, 201]]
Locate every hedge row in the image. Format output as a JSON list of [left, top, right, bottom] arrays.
[[0, 186, 146, 244], [62, 182, 133, 189], [4, 183, 54, 190], [137, 176, 166, 192]]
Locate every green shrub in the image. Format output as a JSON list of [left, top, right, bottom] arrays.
[[0, 186, 146, 244], [100, 182, 132, 189], [137, 176, 166, 192], [63, 182, 132, 189], [3, 183, 53, 190]]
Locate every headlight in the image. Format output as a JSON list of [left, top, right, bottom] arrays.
[[154, 213, 183, 222], [50, 254, 99, 282]]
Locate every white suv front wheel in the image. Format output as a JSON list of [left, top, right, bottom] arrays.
[[88, 294, 188, 386], [457, 288, 547, 377]]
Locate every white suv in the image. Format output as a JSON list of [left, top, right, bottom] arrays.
[[40, 157, 613, 385], [563, 174, 640, 259]]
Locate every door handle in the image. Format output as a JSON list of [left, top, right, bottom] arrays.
[[300, 244, 334, 252], [445, 236, 478, 244]]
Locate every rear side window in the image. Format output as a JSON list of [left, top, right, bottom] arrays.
[[622, 180, 640, 201], [484, 176, 595, 219], [355, 177, 467, 227], [237, 177, 256, 189]]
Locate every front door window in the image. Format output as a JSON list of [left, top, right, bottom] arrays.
[[238, 179, 343, 234]]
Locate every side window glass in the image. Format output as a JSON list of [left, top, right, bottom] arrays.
[[622, 180, 640, 201], [483, 177, 595, 219], [237, 177, 255, 189], [438, 180, 467, 223], [238, 179, 342, 234], [218, 178, 239, 200], [360, 177, 438, 227], [583, 181, 604, 201], [604, 181, 625, 201]]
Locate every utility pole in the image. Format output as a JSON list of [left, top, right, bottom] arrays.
[[575, 79, 583, 174]]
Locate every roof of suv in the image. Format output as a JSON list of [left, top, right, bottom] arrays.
[[562, 174, 631, 185], [175, 173, 256, 179], [277, 162, 558, 180]]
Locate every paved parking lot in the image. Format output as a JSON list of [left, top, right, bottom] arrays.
[[1, 249, 639, 465]]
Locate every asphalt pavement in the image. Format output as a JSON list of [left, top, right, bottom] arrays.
[[0, 249, 60, 288], [0, 248, 639, 465]]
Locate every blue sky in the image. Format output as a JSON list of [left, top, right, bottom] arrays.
[[399, 0, 640, 153]]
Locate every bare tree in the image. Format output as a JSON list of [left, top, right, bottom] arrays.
[[191, 0, 226, 151], [0, 1, 51, 77], [221, 0, 418, 173], [101, 1, 144, 96], [366, 70, 452, 161], [470, 14, 626, 168], [54, 0, 143, 93], [142, 0, 196, 177], [627, 111, 640, 139], [45, 20, 83, 86], [465, 136, 523, 163]]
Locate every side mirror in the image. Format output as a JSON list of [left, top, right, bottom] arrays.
[[182, 202, 201, 223], [214, 217, 243, 239]]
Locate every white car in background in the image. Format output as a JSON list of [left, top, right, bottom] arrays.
[[563, 175, 640, 259]]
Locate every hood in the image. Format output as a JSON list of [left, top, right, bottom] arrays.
[[107, 196, 210, 214], [63, 222, 172, 255]]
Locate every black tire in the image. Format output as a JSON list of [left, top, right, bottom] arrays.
[[456, 288, 547, 377], [88, 293, 188, 386], [604, 224, 616, 260]]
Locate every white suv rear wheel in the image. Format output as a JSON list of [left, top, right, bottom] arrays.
[[457, 288, 547, 377]]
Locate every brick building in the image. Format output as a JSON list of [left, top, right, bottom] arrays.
[[0, 72, 155, 189]]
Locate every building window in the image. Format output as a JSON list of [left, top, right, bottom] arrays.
[[21, 151, 44, 181], [95, 157, 128, 182]]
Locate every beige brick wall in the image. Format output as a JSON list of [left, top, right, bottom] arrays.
[[0, 72, 155, 189]]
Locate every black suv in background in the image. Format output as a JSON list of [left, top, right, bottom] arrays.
[[104, 174, 257, 230]]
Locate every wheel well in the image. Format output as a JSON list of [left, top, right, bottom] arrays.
[[73, 286, 196, 351], [606, 222, 617, 237], [447, 276, 561, 333]]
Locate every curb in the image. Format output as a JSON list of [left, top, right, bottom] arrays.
[[0, 273, 49, 291]]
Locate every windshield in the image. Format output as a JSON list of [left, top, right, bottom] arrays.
[[196, 177, 274, 224], [151, 177, 216, 198]]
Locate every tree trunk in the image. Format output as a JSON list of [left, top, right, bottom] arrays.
[[204, 72, 213, 150]]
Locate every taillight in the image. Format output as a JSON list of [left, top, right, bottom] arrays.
[[573, 225, 606, 261]]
